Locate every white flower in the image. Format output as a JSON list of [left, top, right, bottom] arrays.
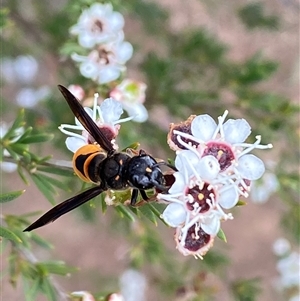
[[160, 111, 273, 258], [107, 293, 125, 301], [1, 55, 38, 84], [71, 33, 133, 84], [59, 93, 132, 153], [250, 170, 279, 204], [175, 224, 215, 259], [70, 3, 125, 48], [168, 110, 273, 195], [67, 84, 85, 101], [276, 251, 300, 288], [71, 291, 95, 301], [120, 269, 147, 301], [273, 238, 291, 257], [159, 150, 234, 239], [14, 55, 39, 84], [16, 86, 51, 108], [110, 79, 148, 122]]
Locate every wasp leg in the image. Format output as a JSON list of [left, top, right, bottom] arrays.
[[139, 189, 149, 201], [130, 188, 139, 206]]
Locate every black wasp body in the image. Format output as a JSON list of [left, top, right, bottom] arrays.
[[24, 85, 168, 232]]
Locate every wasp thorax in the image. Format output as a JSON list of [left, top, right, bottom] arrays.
[[127, 153, 165, 190]]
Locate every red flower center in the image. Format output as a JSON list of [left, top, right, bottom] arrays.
[[183, 224, 211, 252], [186, 182, 215, 213], [203, 141, 235, 171]]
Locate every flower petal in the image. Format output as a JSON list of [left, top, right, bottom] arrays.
[[122, 103, 148, 123], [223, 119, 251, 143], [65, 136, 87, 153], [191, 114, 217, 141], [162, 203, 187, 227], [196, 155, 220, 181], [101, 98, 123, 123], [237, 154, 265, 180], [218, 186, 239, 209]]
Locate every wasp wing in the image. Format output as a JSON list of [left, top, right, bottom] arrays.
[[23, 186, 105, 232], [58, 85, 114, 153]]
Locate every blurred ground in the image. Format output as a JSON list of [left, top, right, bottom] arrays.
[[1, 0, 299, 300]]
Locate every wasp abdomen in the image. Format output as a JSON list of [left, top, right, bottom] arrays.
[[73, 144, 106, 183]]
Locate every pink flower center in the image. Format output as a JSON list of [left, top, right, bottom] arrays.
[[186, 183, 215, 213], [92, 19, 103, 32], [203, 141, 235, 171], [183, 224, 211, 252]]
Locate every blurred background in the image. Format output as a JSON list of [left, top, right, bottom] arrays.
[[1, 0, 299, 300]]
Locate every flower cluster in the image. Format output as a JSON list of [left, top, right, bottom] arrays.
[[70, 3, 133, 84], [158, 110, 273, 258]]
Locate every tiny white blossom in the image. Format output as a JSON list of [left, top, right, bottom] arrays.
[[273, 238, 291, 256], [276, 251, 300, 288], [110, 79, 148, 122], [71, 33, 133, 84], [16, 86, 50, 108], [59, 93, 132, 153], [251, 170, 279, 204], [70, 3, 125, 48], [158, 150, 234, 238], [107, 293, 125, 301], [120, 269, 147, 301], [14, 55, 39, 84], [71, 291, 95, 301], [175, 224, 215, 259], [1, 55, 38, 84], [67, 84, 85, 101]]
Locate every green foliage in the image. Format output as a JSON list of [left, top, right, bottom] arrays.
[[238, 2, 280, 30], [1, 1, 298, 301], [0, 189, 25, 203], [231, 278, 262, 301]]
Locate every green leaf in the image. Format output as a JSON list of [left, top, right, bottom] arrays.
[[41, 277, 57, 301], [217, 228, 227, 243], [138, 204, 158, 225], [31, 174, 56, 205], [1, 109, 25, 141], [30, 233, 53, 250], [115, 205, 136, 222], [236, 200, 247, 206], [9, 143, 29, 156], [0, 190, 25, 203], [18, 133, 54, 144], [23, 276, 40, 301], [37, 261, 77, 276], [0, 7, 10, 29], [101, 197, 107, 214], [36, 173, 69, 191], [37, 166, 74, 177], [0, 226, 22, 243], [122, 142, 140, 151], [18, 166, 30, 185]]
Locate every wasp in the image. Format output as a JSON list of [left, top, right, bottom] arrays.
[[24, 85, 171, 232]]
